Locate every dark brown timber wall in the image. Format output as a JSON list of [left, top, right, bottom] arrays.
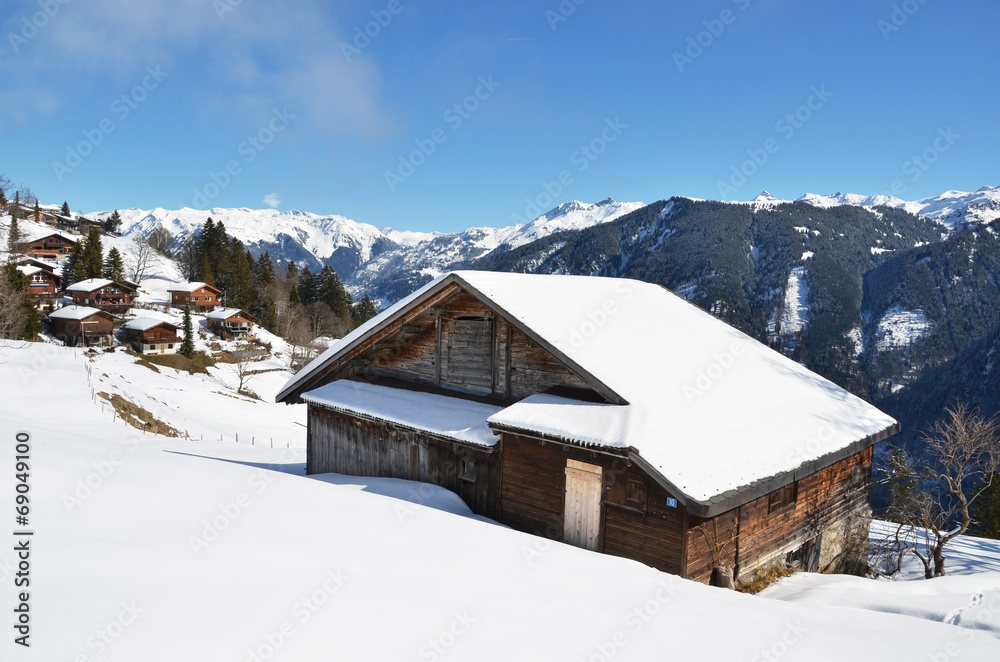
[[685, 446, 874, 583], [308, 406, 501, 520], [499, 433, 685, 575]]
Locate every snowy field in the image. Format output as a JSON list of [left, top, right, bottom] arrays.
[[1, 342, 999, 660]]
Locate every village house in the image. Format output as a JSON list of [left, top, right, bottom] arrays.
[[205, 308, 255, 341], [22, 233, 77, 262], [13, 256, 61, 273], [16, 265, 63, 306], [66, 278, 135, 316], [120, 318, 182, 355], [277, 271, 899, 586], [168, 282, 221, 312], [48, 306, 115, 347]]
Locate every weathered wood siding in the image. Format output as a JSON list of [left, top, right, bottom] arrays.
[[685, 447, 874, 583], [308, 405, 501, 520], [499, 433, 685, 575], [337, 288, 594, 401]]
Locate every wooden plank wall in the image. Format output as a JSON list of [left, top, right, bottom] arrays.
[[308, 406, 502, 520], [500, 434, 685, 574], [685, 447, 874, 583], [362, 289, 594, 401]]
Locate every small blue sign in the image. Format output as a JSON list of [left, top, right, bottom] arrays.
[[666, 497, 678, 508]]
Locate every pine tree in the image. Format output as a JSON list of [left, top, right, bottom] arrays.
[[103, 247, 125, 283], [179, 307, 195, 357], [2, 265, 42, 339], [197, 254, 215, 287], [0, 189, 7, 210], [296, 266, 319, 305], [289, 285, 301, 306], [286, 260, 298, 279], [353, 296, 379, 325], [80, 229, 104, 279], [319, 266, 352, 320], [63, 242, 82, 288], [61, 201, 71, 217], [7, 213, 19, 253], [255, 252, 276, 287], [33, 200, 40, 223], [103, 210, 122, 234]]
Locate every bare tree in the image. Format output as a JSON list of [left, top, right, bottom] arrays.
[[147, 225, 174, 256], [126, 234, 156, 282], [231, 343, 264, 395], [881, 404, 1000, 578], [0, 270, 28, 339]]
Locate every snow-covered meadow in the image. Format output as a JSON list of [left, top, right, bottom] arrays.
[[1, 341, 999, 660]]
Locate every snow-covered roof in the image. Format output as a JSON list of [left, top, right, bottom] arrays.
[[302, 380, 502, 447], [168, 281, 217, 293], [280, 271, 897, 509], [24, 230, 77, 244], [48, 305, 107, 321], [205, 307, 249, 321], [13, 256, 59, 271], [16, 265, 42, 277], [66, 278, 115, 292], [122, 317, 179, 331]]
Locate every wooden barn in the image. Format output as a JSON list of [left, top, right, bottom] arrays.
[[23, 233, 76, 261], [121, 318, 182, 354], [48, 306, 115, 346], [205, 307, 255, 340], [66, 278, 135, 315], [16, 265, 63, 306], [276, 272, 898, 585], [168, 282, 221, 312]]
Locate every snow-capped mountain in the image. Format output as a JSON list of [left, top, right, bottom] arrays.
[[90, 207, 398, 276], [91, 198, 644, 299], [737, 186, 1000, 231], [797, 186, 1000, 230]]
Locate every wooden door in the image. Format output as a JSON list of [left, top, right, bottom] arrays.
[[563, 459, 603, 551]]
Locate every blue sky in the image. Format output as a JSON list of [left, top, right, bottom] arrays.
[[1, 0, 996, 232]]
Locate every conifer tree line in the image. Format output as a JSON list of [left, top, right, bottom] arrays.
[[178, 217, 380, 339]]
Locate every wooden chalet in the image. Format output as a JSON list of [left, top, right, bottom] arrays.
[[16, 265, 63, 306], [48, 306, 115, 347], [23, 233, 76, 262], [66, 278, 135, 315], [277, 272, 900, 586], [168, 282, 221, 312], [12, 256, 60, 273], [205, 307, 255, 340], [121, 318, 182, 355]]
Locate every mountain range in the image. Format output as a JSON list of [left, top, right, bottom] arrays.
[[90, 185, 1000, 444]]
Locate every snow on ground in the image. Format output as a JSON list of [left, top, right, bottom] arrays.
[[762, 521, 1000, 639], [780, 266, 809, 335], [875, 305, 931, 351], [2, 342, 999, 660]]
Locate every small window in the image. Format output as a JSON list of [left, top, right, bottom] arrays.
[[167, 344, 174, 349], [458, 458, 476, 483], [626, 475, 647, 508], [768, 482, 798, 513]]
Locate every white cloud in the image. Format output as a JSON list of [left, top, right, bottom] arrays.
[[0, 0, 397, 138], [263, 193, 280, 209]]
